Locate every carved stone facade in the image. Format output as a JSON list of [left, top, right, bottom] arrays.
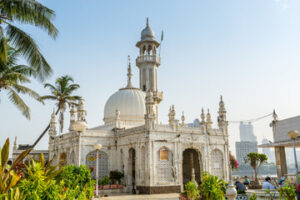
[[48, 19, 230, 194]]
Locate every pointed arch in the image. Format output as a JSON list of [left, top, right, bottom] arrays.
[[210, 148, 224, 179]]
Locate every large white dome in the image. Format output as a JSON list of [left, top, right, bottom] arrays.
[[103, 88, 146, 125]]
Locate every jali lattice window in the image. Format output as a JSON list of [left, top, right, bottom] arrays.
[[157, 147, 173, 183], [86, 151, 108, 179], [210, 149, 224, 179]]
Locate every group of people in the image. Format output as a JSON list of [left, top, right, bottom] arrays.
[[234, 176, 287, 193]]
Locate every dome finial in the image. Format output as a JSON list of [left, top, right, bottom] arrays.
[[126, 55, 133, 88], [146, 17, 149, 27]]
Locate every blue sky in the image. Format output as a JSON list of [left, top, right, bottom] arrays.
[[1, 0, 300, 155]]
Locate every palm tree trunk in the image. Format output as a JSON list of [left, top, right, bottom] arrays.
[[254, 167, 258, 183], [31, 107, 60, 149]]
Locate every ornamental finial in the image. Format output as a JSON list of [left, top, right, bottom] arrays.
[[146, 17, 149, 27], [200, 108, 205, 124], [126, 55, 133, 88], [273, 109, 278, 121], [181, 111, 185, 126]]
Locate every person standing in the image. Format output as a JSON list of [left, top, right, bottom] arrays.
[[262, 177, 275, 190]]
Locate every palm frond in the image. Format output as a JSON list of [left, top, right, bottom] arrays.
[[1, 0, 58, 38], [44, 83, 58, 92], [7, 87, 30, 119], [5, 23, 52, 81], [12, 84, 43, 103], [40, 95, 57, 101], [65, 96, 81, 102]]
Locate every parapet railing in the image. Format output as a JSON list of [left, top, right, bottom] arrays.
[[136, 55, 161, 64]]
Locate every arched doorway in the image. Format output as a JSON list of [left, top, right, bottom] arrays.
[[182, 148, 201, 185], [128, 148, 136, 193]]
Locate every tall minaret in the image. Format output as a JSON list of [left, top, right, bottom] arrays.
[[136, 18, 163, 123]]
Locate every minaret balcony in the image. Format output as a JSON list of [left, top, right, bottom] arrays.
[[136, 55, 161, 65]]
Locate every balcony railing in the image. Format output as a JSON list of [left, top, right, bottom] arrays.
[[136, 55, 161, 65]]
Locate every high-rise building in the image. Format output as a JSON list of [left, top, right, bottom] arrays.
[[239, 122, 257, 142], [261, 138, 275, 163], [236, 141, 258, 165], [236, 122, 258, 166], [188, 119, 200, 127]]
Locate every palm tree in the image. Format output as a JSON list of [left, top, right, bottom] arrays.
[[0, 47, 43, 119], [31, 75, 80, 150], [0, 0, 58, 81], [41, 75, 81, 133]]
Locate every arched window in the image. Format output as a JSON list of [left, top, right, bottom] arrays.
[[157, 147, 173, 183], [147, 45, 152, 55], [210, 149, 224, 179], [86, 151, 108, 179]]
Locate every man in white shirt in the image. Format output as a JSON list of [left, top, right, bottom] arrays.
[[262, 177, 275, 190]]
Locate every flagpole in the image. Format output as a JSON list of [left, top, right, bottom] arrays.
[[159, 30, 163, 56]]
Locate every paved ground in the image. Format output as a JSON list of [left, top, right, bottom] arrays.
[[94, 193, 180, 200]]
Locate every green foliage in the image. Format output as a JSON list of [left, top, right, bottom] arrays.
[[249, 193, 257, 200], [1, 187, 26, 200], [0, 138, 31, 198], [56, 165, 95, 200], [18, 155, 94, 200], [244, 152, 268, 182], [184, 181, 200, 200], [109, 170, 124, 184], [1, 142, 95, 200], [199, 172, 225, 200], [98, 176, 111, 185], [278, 181, 296, 200], [17, 154, 63, 200], [265, 189, 276, 200]]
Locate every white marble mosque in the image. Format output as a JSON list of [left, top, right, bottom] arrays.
[[47, 19, 230, 194]]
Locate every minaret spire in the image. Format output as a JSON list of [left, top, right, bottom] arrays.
[[126, 55, 133, 88]]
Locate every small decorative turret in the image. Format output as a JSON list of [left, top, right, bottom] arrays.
[[181, 111, 185, 127], [69, 104, 76, 131], [200, 108, 206, 125], [49, 109, 57, 136], [145, 91, 155, 130], [77, 99, 87, 121], [168, 105, 179, 129], [74, 99, 88, 132], [218, 95, 228, 133], [206, 109, 213, 130], [168, 105, 176, 126]]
